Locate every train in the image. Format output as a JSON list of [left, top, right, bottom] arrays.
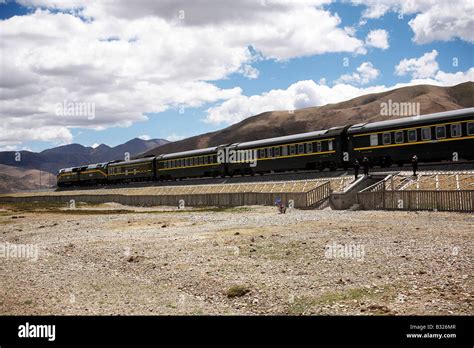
[[57, 108, 474, 187]]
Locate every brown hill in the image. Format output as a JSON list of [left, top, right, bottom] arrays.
[[142, 82, 474, 156], [0, 164, 56, 194]]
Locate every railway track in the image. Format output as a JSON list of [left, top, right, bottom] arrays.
[[54, 160, 474, 192]]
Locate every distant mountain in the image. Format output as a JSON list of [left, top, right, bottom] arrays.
[[141, 82, 474, 157], [0, 164, 56, 194], [0, 138, 169, 176]]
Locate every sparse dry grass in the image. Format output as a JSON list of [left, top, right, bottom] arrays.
[[0, 206, 471, 315]]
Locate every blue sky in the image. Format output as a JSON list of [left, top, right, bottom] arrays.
[[0, 0, 473, 152]]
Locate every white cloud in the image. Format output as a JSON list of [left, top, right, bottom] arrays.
[[166, 133, 186, 142], [395, 50, 439, 79], [138, 135, 151, 141], [351, 0, 474, 44], [409, 67, 474, 86], [336, 62, 380, 85], [205, 66, 474, 125], [239, 65, 260, 79], [365, 29, 389, 49], [0, 145, 21, 152], [205, 80, 386, 125], [0, 2, 367, 147]]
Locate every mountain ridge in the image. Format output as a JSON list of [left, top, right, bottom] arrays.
[[0, 137, 170, 175]]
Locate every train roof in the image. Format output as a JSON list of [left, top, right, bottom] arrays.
[[107, 157, 155, 167], [83, 162, 108, 169], [160, 146, 218, 159], [235, 127, 344, 149], [58, 167, 76, 173], [347, 107, 474, 134]]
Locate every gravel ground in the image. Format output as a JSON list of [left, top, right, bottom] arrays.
[[0, 203, 472, 315]]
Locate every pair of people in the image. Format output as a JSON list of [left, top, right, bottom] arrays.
[[353, 155, 418, 179], [353, 157, 369, 179]]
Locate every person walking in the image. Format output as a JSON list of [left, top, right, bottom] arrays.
[[362, 157, 370, 176], [411, 155, 418, 176], [353, 159, 360, 180], [274, 197, 286, 214]]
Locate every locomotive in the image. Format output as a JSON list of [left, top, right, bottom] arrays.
[[57, 108, 474, 187]]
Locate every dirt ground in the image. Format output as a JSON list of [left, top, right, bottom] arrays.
[[0, 202, 472, 315]]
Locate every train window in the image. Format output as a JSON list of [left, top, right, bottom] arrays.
[[282, 146, 288, 156], [266, 147, 273, 158], [468, 122, 474, 135], [185, 158, 189, 166], [328, 140, 333, 151], [382, 132, 391, 145], [198, 156, 202, 165], [451, 124, 462, 137], [203, 156, 208, 165], [436, 126, 446, 139], [297, 144, 304, 154], [274, 147, 281, 157], [407, 129, 417, 142], [290, 145, 296, 155], [164, 161, 168, 169], [210, 155, 215, 163], [316, 142, 322, 152], [421, 127, 431, 140], [370, 134, 378, 146], [258, 149, 265, 158], [306, 143, 313, 153], [395, 131, 404, 144]]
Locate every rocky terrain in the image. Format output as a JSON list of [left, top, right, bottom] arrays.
[[0, 203, 472, 315]]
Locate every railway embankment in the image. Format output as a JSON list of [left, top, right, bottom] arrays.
[[1, 171, 473, 212]]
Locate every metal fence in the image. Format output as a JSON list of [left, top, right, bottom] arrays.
[[358, 189, 474, 212], [0, 181, 333, 209], [305, 181, 331, 208]]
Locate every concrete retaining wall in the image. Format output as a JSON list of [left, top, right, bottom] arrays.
[[0, 192, 310, 208]]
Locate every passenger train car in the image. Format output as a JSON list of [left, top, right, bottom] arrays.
[[347, 108, 474, 167], [57, 108, 474, 187]]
